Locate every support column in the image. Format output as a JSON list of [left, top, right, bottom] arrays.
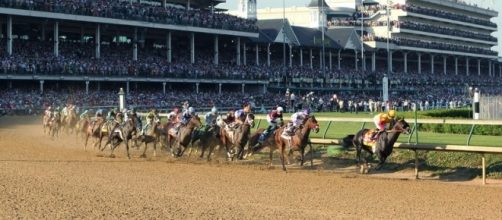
[[218, 83, 222, 95], [310, 49, 313, 70], [478, 59, 481, 76], [85, 81, 90, 95], [163, 82, 166, 94], [329, 50, 333, 70], [300, 48, 303, 67], [243, 42, 247, 66], [196, 83, 200, 94], [388, 50, 393, 73], [417, 53, 422, 74], [289, 45, 293, 67], [404, 52, 408, 74], [162, 0, 166, 8], [337, 49, 341, 70], [362, 51, 366, 71], [455, 57, 458, 75], [263, 84, 267, 94], [53, 22, 59, 57], [354, 50, 358, 71], [443, 56, 447, 75], [39, 80, 44, 94], [41, 23, 46, 41], [488, 61, 492, 77], [255, 44, 259, 66], [214, 35, 219, 65], [7, 15, 12, 55], [320, 49, 323, 69], [95, 24, 101, 59], [167, 32, 172, 63], [499, 64, 501, 78], [236, 37, 241, 66], [190, 33, 195, 64], [241, 84, 245, 94], [430, 54, 434, 74], [267, 43, 271, 67], [133, 28, 138, 61], [466, 57, 470, 76], [126, 81, 130, 94], [372, 51, 376, 72]]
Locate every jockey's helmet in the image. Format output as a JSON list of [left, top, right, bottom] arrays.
[[303, 109, 311, 115], [388, 110, 396, 118], [277, 106, 284, 113], [211, 107, 218, 114], [188, 107, 195, 114]]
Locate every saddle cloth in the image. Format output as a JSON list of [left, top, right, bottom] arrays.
[[363, 130, 377, 153]]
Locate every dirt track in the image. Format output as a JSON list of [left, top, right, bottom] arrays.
[[1, 116, 502, 219]]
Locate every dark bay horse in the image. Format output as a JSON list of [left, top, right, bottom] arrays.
[[84, 117, 107, 151], [170, 116, 202, 157], [138, 120, 161, 158], [219, 113, 255, 161], [101, 117, 137, 159], [273, 116, 319, 171], [344, 118, 410, 174]]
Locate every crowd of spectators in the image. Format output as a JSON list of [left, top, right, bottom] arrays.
[[366, 36, 497, 55], [0, 0, 257, 32], [394, 21, 497, 42], [394, 4, 497, 28]]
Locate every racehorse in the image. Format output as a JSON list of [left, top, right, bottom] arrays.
[[75, 117, 89, 143], [272, 116, 319, 171], [48, 112, 61, 139], [168, 116, 202, 158], [138, 120, 161, 158], [62, 108, 78, 134], [343, 118, 410, 174], [218, 113, 255, 161], [101, 116, 137, 159], [197, 124, 224, 161], [42, 112, 51, 134], [84, 117, 107, 151]]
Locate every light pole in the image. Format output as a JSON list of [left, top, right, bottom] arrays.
[[282, 0, 286, 87], [383, 0, 391, 103], [361, 0, 364, 71], [321, 0, 326, 81]]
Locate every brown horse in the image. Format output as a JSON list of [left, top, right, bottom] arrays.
[[48, 112, 61, 139], [169, 116, 202, 158], [75, 117, 89, 144], [273, 116, 319, 172], [84, 117, 107, 151], [63, 108, 78, 134], [344, 118, 410, 174], [42, 112, 51, 134], [138, 120, 162, 158], [197, 124, 224, 161], [219, 113, 255, 161]]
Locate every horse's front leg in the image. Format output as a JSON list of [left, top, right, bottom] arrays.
[[300, 147, 305, 167], [279, 144, 287, 172]]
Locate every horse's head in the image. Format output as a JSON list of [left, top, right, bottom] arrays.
[[190, 115, 203, 129], [306, 115, 320, 133], [245, 113, 255, 128], [393, 118, 411, 134]]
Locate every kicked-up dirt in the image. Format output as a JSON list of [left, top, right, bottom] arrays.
[[1, 116, 502, 219]]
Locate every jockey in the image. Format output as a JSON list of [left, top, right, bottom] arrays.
[[254, 106, 284, 148], [142, 109, 159, 135], [106, 108, 117, 121], [204, 107, 218, 128], [167, 107, 180, 125], [284, 108, 310, 136], [181, 107, 196, 126], [234, 103, 252, 126], [371, 110, 396, 139], [182, 101, 190, 112], [45, 106, 52, 118]]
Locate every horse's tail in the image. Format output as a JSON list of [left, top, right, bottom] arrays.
[[341, 134, 355, 149]]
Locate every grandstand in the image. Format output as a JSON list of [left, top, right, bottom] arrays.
[[0, 0, 501, 110]]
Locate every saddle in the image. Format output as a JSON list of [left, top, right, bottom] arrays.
[[363, 129, 379, 152]]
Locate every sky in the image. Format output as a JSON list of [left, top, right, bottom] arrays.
[[220, 0, 502, 57]]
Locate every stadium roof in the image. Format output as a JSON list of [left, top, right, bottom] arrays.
[[291, 26, 341, 49], [325, 28, 366, 51], [154, 0, 225, 9], [307, 0, 330, 8], [255, 19, 300, 46]]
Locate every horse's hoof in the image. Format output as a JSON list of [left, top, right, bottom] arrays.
[[140, 154, 147, 158]]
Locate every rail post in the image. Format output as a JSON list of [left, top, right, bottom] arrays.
[[414, 149, 419, 179], [467, 124, 476, 146], [482, 153, 486, 185], [322, 121, 332, 139], [407, 124, 417, 144]]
